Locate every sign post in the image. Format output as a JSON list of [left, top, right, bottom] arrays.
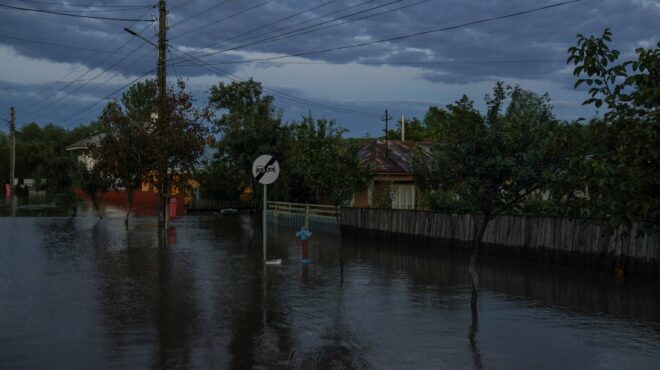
[[252, 154, 280, 263]]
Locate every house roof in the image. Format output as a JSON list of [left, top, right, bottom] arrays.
[[65, 133, 106, 151], [359, 140, 431, 174]]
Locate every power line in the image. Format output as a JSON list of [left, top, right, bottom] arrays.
[[14, 7, 154, 13], [182, 0, 378, 59], [170, 0, 275, 40], [188, 0, 582, 64], [168, 0, 234, 28], [57, 68, 155, 125], [20, 19, 156, 119], [9, 0, 154, 7], [176, 0, 427, 62], [0, 34, 132, 55], [170, 0, 197, 12], [174, 58, 566, 66], [26, 43, 153, 122], [221, 0, 341, 45], [169, 47, 380, 118], [0, 4, 155, 21]]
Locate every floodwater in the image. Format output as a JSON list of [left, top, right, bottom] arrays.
[[1, 200, 660, 369]]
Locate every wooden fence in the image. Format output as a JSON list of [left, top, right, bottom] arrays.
[[340, 208, 659, 263]]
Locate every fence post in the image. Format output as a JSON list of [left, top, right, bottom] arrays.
[[305, 203, 310, 228]]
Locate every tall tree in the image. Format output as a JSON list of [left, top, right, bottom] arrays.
[[567, 29, 659, 235], [414, 84, 565, 301], [287, 115, 370, 208], [95, 81, 157, 225], [208, 79, 285, 200], [149, 79, 210, 231]]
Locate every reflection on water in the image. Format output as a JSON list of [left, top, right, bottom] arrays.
[[1, 212, 659, 369]]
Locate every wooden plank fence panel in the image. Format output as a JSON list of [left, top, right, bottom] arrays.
[[340, 208, 659, 262]]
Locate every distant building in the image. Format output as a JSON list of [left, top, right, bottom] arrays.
[[352, 140, 431, 209], [65, 133, 106, 170]]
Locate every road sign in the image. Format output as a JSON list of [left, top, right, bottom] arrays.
[[252, 154, 280, 185]]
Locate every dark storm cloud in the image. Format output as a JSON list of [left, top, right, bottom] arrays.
[[0, 0, 657, 129]]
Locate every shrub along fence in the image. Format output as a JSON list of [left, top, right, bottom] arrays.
[[340, 208, 659, 275]]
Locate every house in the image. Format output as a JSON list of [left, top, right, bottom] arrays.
[[65, 133, 106, 170], [352, 140, 431, 210]]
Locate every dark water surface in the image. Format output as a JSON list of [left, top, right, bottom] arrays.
[[1, 206, 660, 369]]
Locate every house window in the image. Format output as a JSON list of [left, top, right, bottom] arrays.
[[391, 184, 415, 209]]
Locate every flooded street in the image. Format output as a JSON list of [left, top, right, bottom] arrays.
[[1, 204, 659, 369]]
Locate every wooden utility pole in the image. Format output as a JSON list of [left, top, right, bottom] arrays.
[[400, 115, 405, 141], [382, 109, 392, 158], [9, 107, 15, 197], [157, 0, 169, 232]]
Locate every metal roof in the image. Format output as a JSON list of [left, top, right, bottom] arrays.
[[65, 133, 106, 151], [359, 140, 431, 174]]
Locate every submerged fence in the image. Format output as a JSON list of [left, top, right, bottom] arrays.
[[267, 201, 339, 233], [187, 198, 254, 211], [340, 208, 659, 266]]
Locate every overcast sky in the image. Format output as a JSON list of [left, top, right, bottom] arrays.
[[0, 0, 658, 136]]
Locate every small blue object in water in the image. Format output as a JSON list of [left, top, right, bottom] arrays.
[[296, 227, 312, 240]]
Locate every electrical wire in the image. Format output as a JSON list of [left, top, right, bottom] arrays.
[[168, 0, 233, 28], [181, 0, 378, 59], [170, 47, 381, 118], [170, 0, 197, 12], [0, 4, 155, 21], [187, 0, 582, 64], [221, 0, 341, 45], [57, 68, 155, 125], [9, 0, 153, 8], [26, 43, 154, 121], [0, 34, 132, 55], [15, 7, 154, 13], [174, 58, 566, 66], [20, 17, 156, 118], [176, 0, 426, 62], [169, 0, 275, 40]]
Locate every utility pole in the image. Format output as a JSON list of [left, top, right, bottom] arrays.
[[400, 115, 405, 141], [157, 0, 169, 233], [382, 109, 392, 158], [9, 107, 15, 197]]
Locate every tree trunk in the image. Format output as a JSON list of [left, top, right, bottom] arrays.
[[469, 293, 483, 370], [469, 214, 491, 303], [92, 194, 102, 219], [125, 189, 133, 226]]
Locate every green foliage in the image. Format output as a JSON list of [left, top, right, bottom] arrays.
[[414, 84, 564, 218], [209, 79, 284, 178], [72, 160, 112, 217], [385, 117, 428, 141], [8, 123, 78, 194], [567, 29, 659, 233], [95, 81, 157, 195], [197, 157, 244, 200], [287, 115, 370, 206], [0, 132, 8, 188], [207, 79, 287, 201]]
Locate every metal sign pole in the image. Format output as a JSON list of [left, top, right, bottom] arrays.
[[263, 183, 267, 261]]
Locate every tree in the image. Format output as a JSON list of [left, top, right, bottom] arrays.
[[414, 84, 565, 301], [567, 29, 659, 235], [95, 81, 157, 225], [73, 160, 112, 218], [149, 79, 210, 231], [208, 79, 286, 201], [385, 117, 428, 142], [287, 115, 371, 209]]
